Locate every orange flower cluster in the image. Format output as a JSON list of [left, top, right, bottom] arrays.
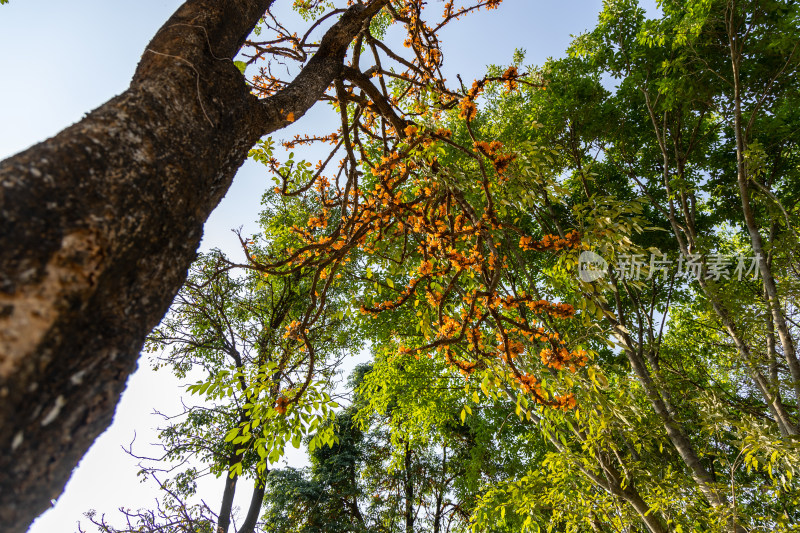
[[519, 230, 581, 252], [440, 316, 462, 338], [540, 347, 588, 372], [459, 98, 478, 121], [275, 396, 289, 415], [443, 0, 454, 17], [307, 211, 328, 229], [283, 320, 302, 340], [515, 375, 577, 410], [474, 140, 517, 174], [465, 326, 485, 351], [498, 337, 525, 361], [458, 78, 487, 121], [473, 140, 503, 155], [525, 299, 575, 319], [554, 394, 577, 411], [495, 294, 574, 319], [516, 373, 545, 398], [467, 79, 486, 100], [501, 66, 519, 92]]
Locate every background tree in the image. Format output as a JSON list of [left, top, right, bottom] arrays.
[[262, 364, 487, 533], [80, 193, 360, 533], [461, 1, 800, 530]]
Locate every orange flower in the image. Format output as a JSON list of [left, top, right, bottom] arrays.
[[520, 230, 581, 252], [459, 98, 477, 121], [501, 66, 518, 92], [275, 396, 289, 415]]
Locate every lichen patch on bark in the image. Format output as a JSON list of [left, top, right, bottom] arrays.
[[0, 228, 105, 379]]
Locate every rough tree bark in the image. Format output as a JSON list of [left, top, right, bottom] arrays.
[[0, 1, 384, 531]]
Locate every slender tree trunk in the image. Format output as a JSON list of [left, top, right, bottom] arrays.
[[433, 447, 447, 533], [561, 439, 669, 533], [0, 1, 384, 531], [238, 477, 267, 533], [404, 441, 415, 533], [599, 277, 748, 533], [217, 454, 242, 533], [599, 284, 725, 503], [727, 8, 800, 409], [642, 80, 797, 437]]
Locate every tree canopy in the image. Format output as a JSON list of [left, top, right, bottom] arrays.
[[5, 0, 800, 532]]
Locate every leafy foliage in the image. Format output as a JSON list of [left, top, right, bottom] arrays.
[[84, 0, 800, 532]]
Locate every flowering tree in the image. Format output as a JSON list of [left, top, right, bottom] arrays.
[[0, 1, 510, 531], [72, 4, 600, 529]]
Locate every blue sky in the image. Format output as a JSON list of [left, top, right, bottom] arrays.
[[0, 1, 657, 531]]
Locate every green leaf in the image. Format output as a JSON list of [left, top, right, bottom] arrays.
[[224, 428, 239, 442]]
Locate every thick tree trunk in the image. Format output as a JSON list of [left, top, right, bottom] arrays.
[[0, 1, 382, 531]]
